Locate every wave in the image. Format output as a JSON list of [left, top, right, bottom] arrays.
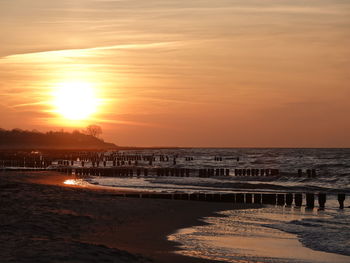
[[267, 213, 350, 256]]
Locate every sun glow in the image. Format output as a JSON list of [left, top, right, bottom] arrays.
[[52, 82, 99, 121]]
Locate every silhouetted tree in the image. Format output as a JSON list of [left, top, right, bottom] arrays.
[[85, 125, 102, 138]]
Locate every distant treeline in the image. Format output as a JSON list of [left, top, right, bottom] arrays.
[[0, 128, 117, 150]]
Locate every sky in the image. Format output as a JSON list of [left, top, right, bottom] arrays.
[[0, 0, 349, 147]]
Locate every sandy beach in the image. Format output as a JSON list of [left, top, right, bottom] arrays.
[[0, 171, 237, 263]]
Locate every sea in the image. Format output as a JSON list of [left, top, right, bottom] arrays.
[[85, 148, 350, 263]]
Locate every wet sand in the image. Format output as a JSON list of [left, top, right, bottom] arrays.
[[169, 206, 350, 263], [0, 171, 237, 263]]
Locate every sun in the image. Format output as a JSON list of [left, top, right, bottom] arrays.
[[52, 81, 99, 121]]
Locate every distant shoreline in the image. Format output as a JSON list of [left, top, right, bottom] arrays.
[[1, 147, 350, 151]]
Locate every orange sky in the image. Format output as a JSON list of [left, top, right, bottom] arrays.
[[0, 0, 349, 147]]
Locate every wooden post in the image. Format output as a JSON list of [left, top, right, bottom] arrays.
[[306, 193, 315, 208], [294, 193, 303, 207], [338, 193, 345, 209], [286, 193, 293, 206], [318, 193, 326, 209], [277, 194, 285, 206]]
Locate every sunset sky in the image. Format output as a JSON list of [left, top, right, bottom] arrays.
[[0, 0, 349, 147]]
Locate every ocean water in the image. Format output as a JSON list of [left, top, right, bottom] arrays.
[[87, 148, 350, 262], [89, 148, 350, 193]]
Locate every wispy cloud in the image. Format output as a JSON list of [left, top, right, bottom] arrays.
[[1, 41, 179, 61]]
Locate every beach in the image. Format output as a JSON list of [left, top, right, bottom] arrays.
[[0, 171, 235, 263], [1, 148, 350, 262]]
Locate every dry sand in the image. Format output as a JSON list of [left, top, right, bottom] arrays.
[[0, 171, 237, 263]]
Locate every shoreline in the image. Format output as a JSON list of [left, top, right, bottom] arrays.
[[0, 171, 243, 262]]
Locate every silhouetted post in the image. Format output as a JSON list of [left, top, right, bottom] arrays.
[[210, 168, 215, 176], [240, 169, 244, 176], [266, 169, 271, 176], [189, 193, 199, 201], [262, 194, 276, 205], [286, 193, 293, 206], [246, 193, 252, 204], [221, 193, 235, 202], [294, 193, 303, 207], [235, 193, 245, 203], [306, 169, 311, 178], [318, 193, 326, 209], [180, 169, 185, 177], [203, 169, 207, 177], [277, 194, 285, 206], [311, 169, 317, 177], [254, 193, 262, 204], [338, 194, 345, 209], [213, 194, 221, 202], [198, 193, 206, 201], [297, 169, 302, 177], [306, 193, 315, 208]]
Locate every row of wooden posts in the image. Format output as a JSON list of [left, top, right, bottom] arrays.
[[56, 162, 315, 178], [111, 192, 347, 209], [54, 167, 286, 177], [52, 167, 323, 178], [1, 165, 316, 178], [0, 160, 52, 168], [298, 169, 317, 178]]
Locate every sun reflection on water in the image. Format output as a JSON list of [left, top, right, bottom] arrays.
[[64, 179, 86, 186]]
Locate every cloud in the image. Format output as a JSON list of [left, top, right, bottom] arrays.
[[0, 41, 179, 61]]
